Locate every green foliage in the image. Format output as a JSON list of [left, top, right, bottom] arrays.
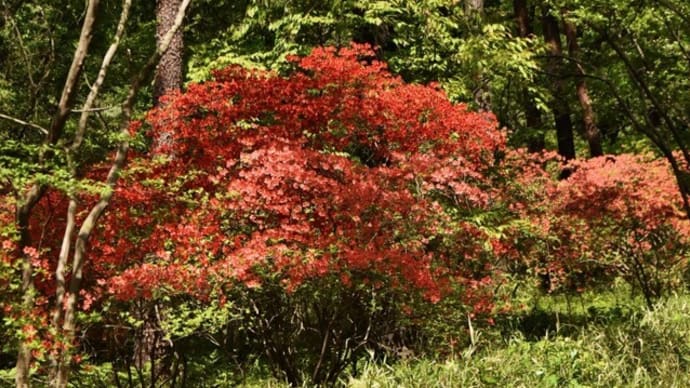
[[161, 298, 235, 341], [185, 0, 541, 113], [0, 0, 158, 191]]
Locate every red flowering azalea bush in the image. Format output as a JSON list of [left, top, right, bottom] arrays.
[[0, 196, 16, 289], [71, 44, 506, 384], [502, 153, 690, 304], [0, 196, 18, 357], [554, 155, 689, 304], [97, 44, 504, 302], [0, 45, 511, 384]]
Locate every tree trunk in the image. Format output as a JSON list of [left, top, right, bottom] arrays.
[[465, 0, 484, 15], [153, 0, 184, 106], [542, 9, 576, 160], [15, 0, 101, 385], [466, 0, 491, 111], [140, 1, 187, 381], [514, 0, 544, 152], [50, 1, 191, 385], [562, 14, 603, 157], [14, 206, 35, 388]]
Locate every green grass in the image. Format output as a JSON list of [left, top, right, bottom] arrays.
[[344, 293, 690, 387]]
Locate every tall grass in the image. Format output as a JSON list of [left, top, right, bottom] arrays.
[[345, 293, 690, 387]]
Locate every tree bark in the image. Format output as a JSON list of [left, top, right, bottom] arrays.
[[49, 1, 132, 386], [153, 0, 184, 106], [142, 1, 187, 381], [153, 0, 185, 155], [465, 0, 484, 15], [562, 14, 603, 157], [514, 0, 544, 152], [542, 8, 576, 160]]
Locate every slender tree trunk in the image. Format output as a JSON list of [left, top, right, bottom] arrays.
[[466, 0, 491, 111], [465, 0, 484, 14], [14, 0, 101, 385], [50, 1, 133, 385], [50, 1, 191, 386], [154, 0, 184, 105], [514, 0, 544, 152], [542, 8, 576, 160], [562, 14, 603, 157], [14, 207, 35, 388]]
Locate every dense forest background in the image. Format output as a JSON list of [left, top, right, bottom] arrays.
[[2, 0, 690, 387]]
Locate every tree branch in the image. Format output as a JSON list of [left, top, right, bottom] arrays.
[[0, 112, 48, 134], [55, 1, 192, 386], [70, 0, 131, 152], [47, 0, 100, 144]]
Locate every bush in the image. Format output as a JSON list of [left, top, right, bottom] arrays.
[[500, 153, 690, 305], [88, 44, 506, 385]]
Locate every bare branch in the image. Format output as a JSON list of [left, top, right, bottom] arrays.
[[70, 106, 116, 113], [6, 12, 36, 88], [0, 112, 48, 134]]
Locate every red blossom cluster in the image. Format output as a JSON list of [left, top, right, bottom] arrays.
[[92, 44, 505, 313], [2, 44, 689, 330], [503, 152, 690, 294]]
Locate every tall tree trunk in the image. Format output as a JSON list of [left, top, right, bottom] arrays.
[[466, 0, 491, 111], [14, 0, 101, 385], [140, 1, 186, 382], [153, 0, 184, 154], [562, 14, 603, 157], [50, 1, 191, 386], [514, 0, 544, 152], [542, 8, 576, 160], [153, 0, 184, 106]]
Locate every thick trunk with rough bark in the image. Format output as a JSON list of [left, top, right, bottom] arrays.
[[154, 0, 184, 105], [562, 15, 603, 157], [137, 2, 186, 381], [542, 9, 576, 160]]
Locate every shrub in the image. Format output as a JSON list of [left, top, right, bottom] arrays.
[[89, 44, 505, 385], [500, 153, 690, 305]]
